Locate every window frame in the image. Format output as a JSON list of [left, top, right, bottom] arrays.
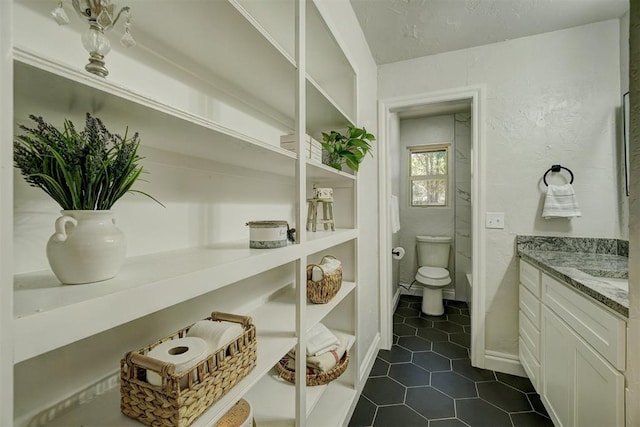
[[408, 143, 451, 208]]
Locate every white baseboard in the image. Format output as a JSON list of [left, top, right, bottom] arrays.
[[359, 333, 381, 389], [443, 289, 456, 300], [392, 288, 401, 312], [398, 283, 458, 301], [484, 350, 526, 377]]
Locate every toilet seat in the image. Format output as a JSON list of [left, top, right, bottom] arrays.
[[416, 266, 451, 286]]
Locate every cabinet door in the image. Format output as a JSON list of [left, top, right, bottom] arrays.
[[542, 307, 624, 427], [541, 306, 573, 427], [574, 332, 625, 427]]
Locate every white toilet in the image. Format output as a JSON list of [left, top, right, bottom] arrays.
[[415, 235, 452, 316]]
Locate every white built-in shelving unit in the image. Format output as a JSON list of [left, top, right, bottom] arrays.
[[3, 0, 361, 425]]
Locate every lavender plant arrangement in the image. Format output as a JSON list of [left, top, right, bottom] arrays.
[[14, 113, 160, 210], [14, 113, 161, 284]]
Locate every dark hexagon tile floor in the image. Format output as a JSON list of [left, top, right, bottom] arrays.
[[348, 296, 553, 427], [362, 377, 406, 405], [397, 336, 432, 352]]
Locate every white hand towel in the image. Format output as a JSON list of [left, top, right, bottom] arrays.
[[306, 323, 339, 356], [390, 194, 401, 233], [542, 184, 582, 219], [311, 257, 342, 282]]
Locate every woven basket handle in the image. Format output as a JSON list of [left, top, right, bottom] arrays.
[[307, 255, 340, 280], [210, 311, 253, 328], [306, 263, 324, 280], [126, 351, 177, 376]]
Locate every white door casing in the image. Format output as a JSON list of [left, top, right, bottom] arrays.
[[377, 85, 486, 368]]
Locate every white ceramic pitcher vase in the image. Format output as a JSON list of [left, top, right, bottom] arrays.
[[46, 210, 126, 285]]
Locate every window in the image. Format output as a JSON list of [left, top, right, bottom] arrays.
[[409, 144, 449, 207]]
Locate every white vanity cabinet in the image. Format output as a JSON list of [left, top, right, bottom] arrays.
[[2, 1, 369, 426], [518, 260, 626, 427]]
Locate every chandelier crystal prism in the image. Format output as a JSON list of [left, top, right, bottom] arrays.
[[51, 0, 135, 77]]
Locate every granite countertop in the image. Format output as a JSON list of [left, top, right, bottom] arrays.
[[516, 236, 629, 318]]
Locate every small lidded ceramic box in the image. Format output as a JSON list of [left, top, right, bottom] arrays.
[[313, 187, 333, 201], [246, 220, 290, 248]]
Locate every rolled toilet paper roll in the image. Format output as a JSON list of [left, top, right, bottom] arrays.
[[146, 336, 209, 387], [392, 246, 405, 260], [187, 320, 244, 354]]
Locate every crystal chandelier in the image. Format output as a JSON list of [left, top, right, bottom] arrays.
[[50, 0, 135, 78]]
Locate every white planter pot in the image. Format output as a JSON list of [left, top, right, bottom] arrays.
[[46, 210, 126, 285]]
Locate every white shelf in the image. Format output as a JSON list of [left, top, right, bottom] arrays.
[[247, 334, 356, 425], [29, 283, 356, 427], [125, 0, 297, 121], [230, 0, 295, 65], [307, 380, 358, 427], [307, 282, 356, 330], [14, 53, 356, 180], [305, 228, 358, 255], [306, 1, 357, 123], [42, 292, 299, 427], [307, 159, 356, 182], [14, 0, 297, 126], [14, 241, 302, 363], [245, 369, 326, 424], [306, 77, 355, 135], [9, 0, 363, 425], [13, 55, 298, 178]]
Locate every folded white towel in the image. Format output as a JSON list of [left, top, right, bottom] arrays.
[[285, 332, 350, 374], [311, 257, 342, 282], [390, 194, 401, 234], [306, 323, 339, 356], [309, 343, 339, 356], [542, 184, 581, 219]]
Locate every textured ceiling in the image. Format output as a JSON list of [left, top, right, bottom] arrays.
[[350, 0, 629, 65]]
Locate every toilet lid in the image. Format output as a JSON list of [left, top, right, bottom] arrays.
[[417, 266, 450, 280]]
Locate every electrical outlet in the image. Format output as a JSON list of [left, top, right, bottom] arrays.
[[486, 212, 505, 229]]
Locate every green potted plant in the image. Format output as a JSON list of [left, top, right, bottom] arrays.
[[320, 125, 375, 172], [14, 113, 162, 284]]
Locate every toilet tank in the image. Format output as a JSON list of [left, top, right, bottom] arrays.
[[416, 236, 451, 268]]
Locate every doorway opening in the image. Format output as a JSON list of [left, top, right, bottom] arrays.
[[378, 86, 486, 368]]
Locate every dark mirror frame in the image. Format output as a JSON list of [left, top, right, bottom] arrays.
[[623, 91, 630, 197]]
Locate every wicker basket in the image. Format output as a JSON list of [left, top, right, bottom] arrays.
[[306, 255, 342, 304], [275, 352, 349, 386], [120, 312, 257, 427]]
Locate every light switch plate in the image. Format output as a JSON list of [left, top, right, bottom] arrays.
[[486, 212, 505, 229]]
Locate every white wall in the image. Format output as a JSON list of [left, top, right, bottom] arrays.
[[379, 20, 623, 358]]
